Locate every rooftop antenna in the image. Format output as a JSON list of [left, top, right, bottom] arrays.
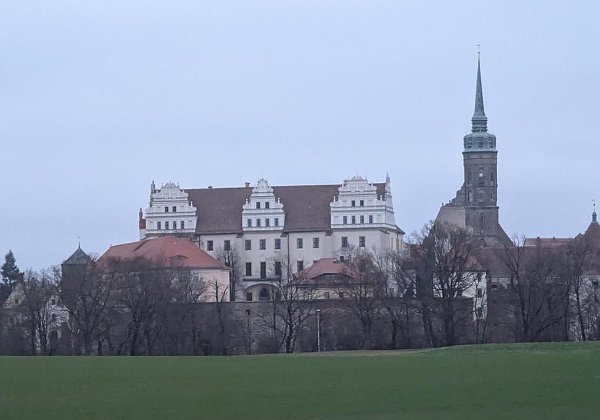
[[77, 236, 81, 248], [593, 199, 597, 223]]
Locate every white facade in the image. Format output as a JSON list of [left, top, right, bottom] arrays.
[[140, 176, 404, 301], [144, 182, 197, 238], [330, 175, 396, 230]]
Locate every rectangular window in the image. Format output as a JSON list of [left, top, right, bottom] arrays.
[[165, 221, 169, 229], [297, 260, 304, 272], [246, 292, 253, 302], [324, 291, 330, 299], [360, 200, 364, 206], [165, 206, 169, 213], [360, 215, 364, 224], [341, 236, 349, 248], [180, 221, 184, 229], [313, 237, 319, 248], [224, 240, 231, 251], [172, 206, 177, 213], [247, 219, 252, 227], [274, 261, 282, 277], [256, 219, 261, 227], [260, 262, 267, 279], [274, 238, 281, 250], [256, 202, 261, 209], [207, 240, 213, 251], [274, 218, 279, 227], [343, 216, 347, 224], [245, 240, 252, 251], [172, 221, 177, 230], [297, 238, 303, 249], [245, 262, 252, 277], [476, 288, 483, 298], [265, 202, 270, 209], [157, 221, 162, 230], [259, 239, 266, 250], [265, 218, 270, 227], [359, 236, 366, 248], [351, 200, 356, 207], [369, 215, 373, 223], [351, 216, 356, 224]]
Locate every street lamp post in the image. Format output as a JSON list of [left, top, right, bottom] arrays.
[[246, 309, 251, 355], [316, 308, 321, 353]]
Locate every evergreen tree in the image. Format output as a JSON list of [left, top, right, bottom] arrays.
[[1, 250, 20, 301]]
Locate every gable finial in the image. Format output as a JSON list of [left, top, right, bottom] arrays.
[[593, 199, 597, 223]]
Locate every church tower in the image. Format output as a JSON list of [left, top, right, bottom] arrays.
[[437, 54, 510, 246]]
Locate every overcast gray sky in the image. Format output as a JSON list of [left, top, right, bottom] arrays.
[[2, 1, 599, 270]]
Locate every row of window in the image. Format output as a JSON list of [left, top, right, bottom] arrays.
[[247, 218, 280, 228], [156, 221, 186, 230], [349, 200, 365, 207], [342, 236, 366, 248], [244, 260, 301, 278], [206, 236, 366, 251], [342, 215, 374, 224], [254, 201, 271, 209], [164, 206, 178, 213]]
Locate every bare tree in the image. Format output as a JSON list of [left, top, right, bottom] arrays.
[[214, 246, 242, 301], [373, 250, 416, 349], [21, 268, 59, 355], [412, 221, 478, 347], [263, 253, 317, 353], [561, 236, 593, 340], [60, 257, 113, 355], [500, 236, 565, 342], [338, 249, 384, 350], [106, 257, 175, 355]]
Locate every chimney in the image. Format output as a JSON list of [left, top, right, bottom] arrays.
[[245, 182, 250, 188]]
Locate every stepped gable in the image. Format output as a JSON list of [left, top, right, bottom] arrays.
[[186, 183, 386, 234], [100, 236, 225, 270]]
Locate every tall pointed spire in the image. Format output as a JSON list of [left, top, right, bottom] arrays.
[[471, 53, 488, 133], [593, 200, 597, 223]]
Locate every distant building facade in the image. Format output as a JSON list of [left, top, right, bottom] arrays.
[[138, 176, 404, 301]]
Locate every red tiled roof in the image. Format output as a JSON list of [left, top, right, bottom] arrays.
[[297, 258, 356, 282], [99, 236, 226, 270], [185, 183, 388, 234]]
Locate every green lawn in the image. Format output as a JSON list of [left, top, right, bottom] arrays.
[[1, 342, 599, 419]]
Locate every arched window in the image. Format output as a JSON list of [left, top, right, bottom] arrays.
[[259, 288, 270, 302]]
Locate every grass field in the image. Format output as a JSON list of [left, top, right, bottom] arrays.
[[1, 342, 599, 419]]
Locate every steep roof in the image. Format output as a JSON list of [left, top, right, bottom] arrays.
[[186, 183, 388, 234], [63, 246, 91, 265], [100, 236, 226, 270]]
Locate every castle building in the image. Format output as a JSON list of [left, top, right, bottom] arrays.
[[436, 56, 511, 247], [139, 176, 404, 301]]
